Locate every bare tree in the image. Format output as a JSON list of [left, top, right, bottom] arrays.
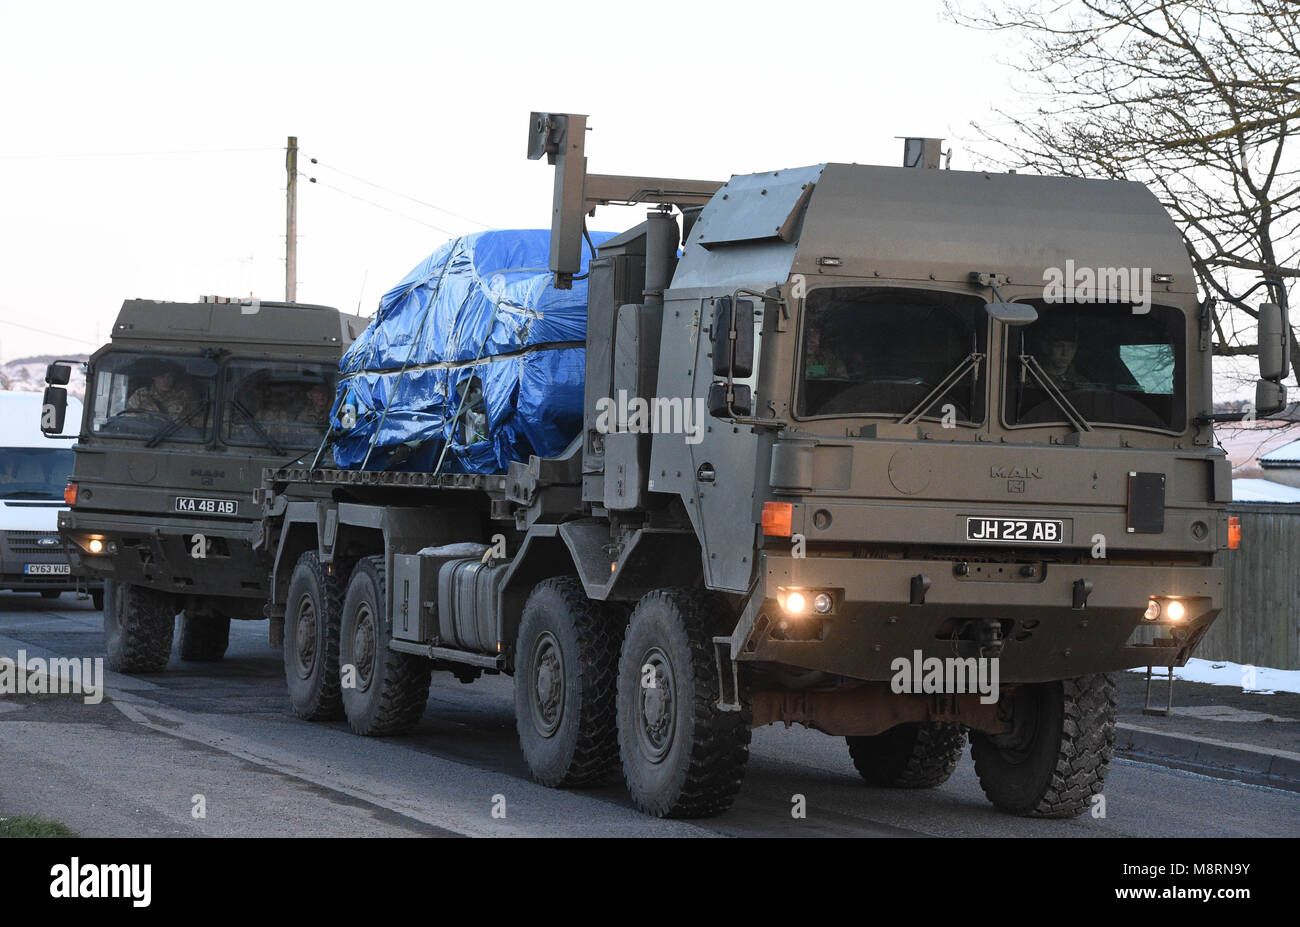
[[946, 0, 1300, 384]]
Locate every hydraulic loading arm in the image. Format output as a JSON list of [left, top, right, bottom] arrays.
[[527, 111, 723, 288]]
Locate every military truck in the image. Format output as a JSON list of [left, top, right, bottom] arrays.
[[253, 112, 1286, 819], [42, 297, 360, 672]]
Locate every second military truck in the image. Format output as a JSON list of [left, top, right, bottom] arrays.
[[46, 297, 359, 672]]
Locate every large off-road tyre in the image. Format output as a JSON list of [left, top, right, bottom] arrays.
[[847, 723, 967, 788], [283, 552, 349, 721], [339, 556, 432, 736], [969, 674, 1116, 818], [514, 576, 625, 787], [616, 588, 751, 818], [103, 579, 177, 674], [177, 607, 231, 662]]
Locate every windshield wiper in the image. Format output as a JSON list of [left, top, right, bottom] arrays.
[[145, 400, 211, 448], [897, 352, 985, 425], [1018, 354, 1093, 432], [230, 401, 286, 456]]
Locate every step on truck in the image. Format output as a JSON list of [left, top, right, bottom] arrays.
[[43, 297, 360, 672], [254, 112, 1287, 818]]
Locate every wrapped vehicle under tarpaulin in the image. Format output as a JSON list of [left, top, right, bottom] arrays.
[[330, 228, 613, 473]]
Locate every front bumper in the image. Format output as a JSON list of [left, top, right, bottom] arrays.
[[730, 553, 1222, 683], [59, 508, 267, 600]]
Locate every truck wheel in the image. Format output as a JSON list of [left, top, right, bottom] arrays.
[[969, 674, 1116, 818], [514, 576, 625, 787], [339, 556, 432, 736], [616, 588, 751, 818], [103, 579, 176, 674], [178, 608, 231, 662], [283, 552, 348, 721], [847, 723, 967, 788]]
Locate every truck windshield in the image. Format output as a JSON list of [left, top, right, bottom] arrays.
[[222, 360, 336, 451], [89, 353, 216, 442], [0, 448, 74, 499], [1004, 302, 1185, 431], [798, 286, 987, 422]]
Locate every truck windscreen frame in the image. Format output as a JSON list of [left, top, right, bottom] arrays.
[[1002, 301, 1187, 433], [88, 351, 216, 444], [795, 286, 988, 424], [221, 359, 337, 451]]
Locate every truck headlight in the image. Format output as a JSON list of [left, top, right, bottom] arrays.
[[784, 591, 807, 615], [87, 538, 103, 554], [1165, 599, 1186, 622], [1143, 600, 1161, 621]]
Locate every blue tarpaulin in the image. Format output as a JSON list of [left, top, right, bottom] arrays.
[[329, 229, 611, 473]]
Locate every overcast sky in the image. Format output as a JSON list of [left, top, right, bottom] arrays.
[[0, 0, 1026, 361]]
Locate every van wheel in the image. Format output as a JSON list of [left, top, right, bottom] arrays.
[[617, 588, 750, 818], [339, 556, 431, 736], [103, 579, 176, 674], [515, 577, 625, 787], [969, 674, 1116, 817], [178, 607, 231, 662], [846, 723, 967, 788], [283, 552, 349, 721]]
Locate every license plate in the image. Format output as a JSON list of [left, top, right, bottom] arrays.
[[966, 517, 1064, 543], [175, 496, 238, 516], [24, 563, 70, 575]]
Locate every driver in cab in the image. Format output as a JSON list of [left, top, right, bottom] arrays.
[[127, 362, 199, 421], [1033, 319, 1088, 391]]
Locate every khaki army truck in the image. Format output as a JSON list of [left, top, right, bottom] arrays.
[[43, 297, 360, 672], [254, 113, 1285, 819]]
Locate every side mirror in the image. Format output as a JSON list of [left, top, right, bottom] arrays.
[[1256, 379, 1287, 417], [708, 382, 751, 417], [41, 387, 68, 435], [1257, 302, 1289, 381], [711, 296, 755, 378], [985, 301, 1038, 327], [45, 362, 71, 386]]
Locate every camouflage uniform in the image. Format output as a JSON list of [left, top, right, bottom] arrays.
[[127, 383, 198, 420]]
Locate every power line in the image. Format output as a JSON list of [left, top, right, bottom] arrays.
[[0, 146, 280, 160], [304, 154, 491, 229], [306, 176, 459, 236], [0, 316, 100, 346]]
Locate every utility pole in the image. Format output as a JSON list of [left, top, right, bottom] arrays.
[[285, 136, 298, 303]]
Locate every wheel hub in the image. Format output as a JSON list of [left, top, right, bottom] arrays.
[[352, 603, 376, 691], [529, 631, 565, 737], [636, 648, 676, 763], [294, 595, 317, 680]]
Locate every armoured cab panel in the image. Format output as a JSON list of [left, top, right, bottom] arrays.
[[583, 225, 648, 503], [604, 303, 664, 511]]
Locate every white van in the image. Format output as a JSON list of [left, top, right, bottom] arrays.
[[0, 390, 102, 606]]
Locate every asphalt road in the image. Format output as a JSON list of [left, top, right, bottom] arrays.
[[1, 593, 1296, 838]]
